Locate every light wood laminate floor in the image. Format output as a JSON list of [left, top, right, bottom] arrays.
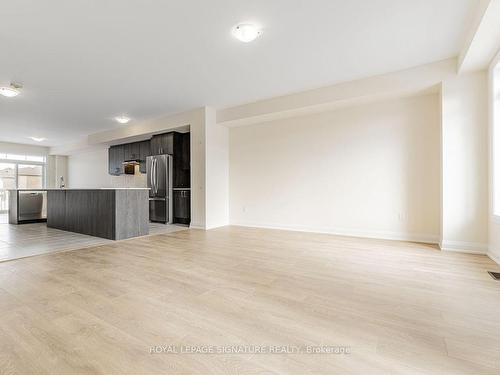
[[0, 226, 499, 374]]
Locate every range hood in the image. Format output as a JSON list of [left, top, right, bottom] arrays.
[[122, 159, 141, 165], [122, 159, 142, 174]]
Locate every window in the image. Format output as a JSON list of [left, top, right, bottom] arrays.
[[17, 164, 44, 189], [494, 63, 500, 217], [0, 163, 16, 190], [0, 163, 16, 212], [26, 155, 46, 163], [5, 154, 25, 161], [0, 153, 46, 163]]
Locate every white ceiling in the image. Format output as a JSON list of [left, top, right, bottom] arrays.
[[0, 0, 478, 147]]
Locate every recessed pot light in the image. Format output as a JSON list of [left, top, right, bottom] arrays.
[[0, 83, 22, 98], [115, 115, 131, 124], [232, 23, 262, 43], [29, 137, 46, 142]]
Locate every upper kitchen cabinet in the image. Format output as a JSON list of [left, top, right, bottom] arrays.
[[181, 132, 190, 170], [107, 132, 189, 178], [108, 145, 124, 175], [139, 140, 150, 173], [173, 132, 190, 188], [123, 142, 141, 161], [150, 133, 173, 155], [108, 140, 150, 175]]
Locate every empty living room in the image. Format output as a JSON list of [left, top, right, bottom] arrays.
[[1, 1, 500, 374]]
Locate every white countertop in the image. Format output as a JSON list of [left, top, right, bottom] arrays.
[[8, 188, 150, 191]]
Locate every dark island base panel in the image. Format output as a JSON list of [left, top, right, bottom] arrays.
[[47, 190, 149, 240]]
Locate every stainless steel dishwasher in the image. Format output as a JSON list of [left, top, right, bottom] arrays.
[[8, 190, 47, 224]]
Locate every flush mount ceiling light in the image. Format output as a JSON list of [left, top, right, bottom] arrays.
[[115, 115, 131, 124], [232, 23, 262, 43], [29, 137, 46, 142], [0, 82, 22, 98]]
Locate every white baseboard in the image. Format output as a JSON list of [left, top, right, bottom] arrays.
[[205, 222, 230, 230], [230, 221, 439, 244], [488, 247, 500, 265], [190, 224, 229, 230], [192, 220, 497, 261], [189, 224, 206, 230], [440, 240, 488, 255]]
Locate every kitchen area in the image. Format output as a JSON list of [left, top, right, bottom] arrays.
[[1, 130, 191, 261], [109, 130, 191, 226]]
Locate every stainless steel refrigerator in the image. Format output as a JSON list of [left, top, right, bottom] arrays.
[[146, 154, 173, 223]]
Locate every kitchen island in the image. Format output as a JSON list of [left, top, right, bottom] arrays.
[[9, 188, 149, 240], [47, 188, 149, 240]]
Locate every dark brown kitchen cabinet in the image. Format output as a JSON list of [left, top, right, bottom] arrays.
[[108, 132, 189, 178], [108, 140, 151, 175], [139, 140, 150, 173], [133, 142, 142, 159], [150, 133, 173, 155], [123, 142, 140, 160], [181, 132, 190, 170], [122, 144, 131, 161], [173, 190, 190, 225], [150, 135, 160, 155], [140, 140, 150, 159], [172, 132, 190, 188], [161, 133, 173, 154], [108, 145, 124, 175]]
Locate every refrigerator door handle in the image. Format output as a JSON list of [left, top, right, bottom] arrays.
[[152, 158, 155, 195], [168, 154, 173, 224], [149, 159, 154, 194], [155, 159, 158, 195], [150, 158, 153, 195], [155, 158, 159, 195], [153, 158, 157, 195]]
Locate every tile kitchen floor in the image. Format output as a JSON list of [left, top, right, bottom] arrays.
[[0, 217, 187, 262]]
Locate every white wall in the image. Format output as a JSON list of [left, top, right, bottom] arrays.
[[441, 71, 489, 253], [229, 94, 441, 242], [46, 155, 68, 188], [205, 107, 229, 229], [218, 59, 455, 127], [0, 141, 49, 156], [67, 148, 146, 189], [489, 51, 500, 264]]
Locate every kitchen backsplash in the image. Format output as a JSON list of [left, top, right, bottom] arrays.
[[109, 166, 147, 188]]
